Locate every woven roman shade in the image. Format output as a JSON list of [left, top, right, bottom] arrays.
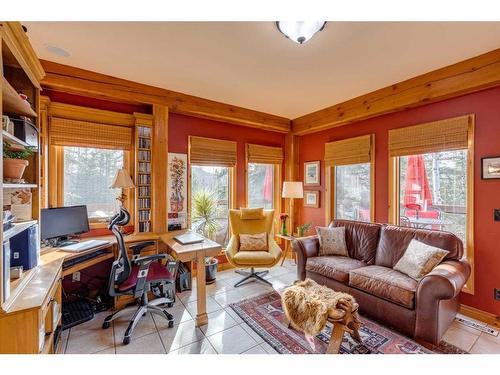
[[49, 117, 133, 150], [189, 136, 237, 167], [324, 134, 373, 166], [246, 144, 283, 164], [388, 115, 472, 157]]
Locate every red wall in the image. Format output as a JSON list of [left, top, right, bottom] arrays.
[[298, 86, 500, 315], [169, 113, 286, 208]]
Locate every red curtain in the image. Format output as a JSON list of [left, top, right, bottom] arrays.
[[403, 155, 433, 211]]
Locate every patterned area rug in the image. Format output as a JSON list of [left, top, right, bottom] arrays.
[[230, 291, 465, 354]]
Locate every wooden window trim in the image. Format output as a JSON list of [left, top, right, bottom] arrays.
[[388, 117, 475, 294], [325, 135, 375, 225]]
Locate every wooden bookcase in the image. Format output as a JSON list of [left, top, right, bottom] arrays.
[[0, 22, 63, 354], [134, 113, 153, 233]]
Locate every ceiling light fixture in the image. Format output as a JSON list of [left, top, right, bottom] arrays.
[[276, 21, 326, 44], [45, 44, 71, 58]]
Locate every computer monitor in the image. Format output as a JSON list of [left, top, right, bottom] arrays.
[[41, 205, 90, 242]]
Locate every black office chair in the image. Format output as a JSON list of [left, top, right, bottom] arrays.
[[102, 206, 178, 345]]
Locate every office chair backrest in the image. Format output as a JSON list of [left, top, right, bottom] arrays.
[[108, 206, 132, 286]]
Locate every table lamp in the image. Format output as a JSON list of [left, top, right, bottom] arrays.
[[282, 181, 304, 235], [110, 168, 135, 206]]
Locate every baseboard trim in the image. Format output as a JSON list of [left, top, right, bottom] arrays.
[[459, 304, 500, 328]]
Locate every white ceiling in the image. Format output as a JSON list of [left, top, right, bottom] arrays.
[[24, 22, 500, 118]]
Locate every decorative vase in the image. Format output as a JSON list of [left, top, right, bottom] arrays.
[[281, 219, 288, 236], [297, 227, 304, 237], [3, 158, 29, 179]]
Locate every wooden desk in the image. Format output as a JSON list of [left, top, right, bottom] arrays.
[[160, 232, 221, 327]]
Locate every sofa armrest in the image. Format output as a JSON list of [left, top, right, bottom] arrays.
[[415, 259, 471, 343], [292, 235, 320, 280]]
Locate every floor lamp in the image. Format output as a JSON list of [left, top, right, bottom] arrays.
[[282, 181, 304, 236]]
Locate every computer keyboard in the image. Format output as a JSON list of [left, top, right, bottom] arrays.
[[60, 239, 111, 252], [62, 249, 110, 269]]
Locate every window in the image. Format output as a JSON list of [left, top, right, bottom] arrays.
[[334, 163, 371, 221], [247, 163, 275, 209], [325, 135, 374, 223], [191, 165, 232, 246], [63, 146, 124, 220], [388, 115, 474, 293], [397, 151, 467, 242]]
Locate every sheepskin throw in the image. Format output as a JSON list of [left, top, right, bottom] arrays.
[[282, 278, 358, 337]]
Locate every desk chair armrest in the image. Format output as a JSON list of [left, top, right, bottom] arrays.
[[135, 254, 169, 264], [129, 241, 156, 256]]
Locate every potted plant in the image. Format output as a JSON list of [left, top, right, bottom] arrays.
[[296, 222, 312, 237], [192, 190, 220, 283], [3, 143, 35, 179], [205, 256, 218, 284]]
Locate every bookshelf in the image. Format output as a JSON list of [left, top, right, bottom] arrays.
[[134, 113, 153, 233]]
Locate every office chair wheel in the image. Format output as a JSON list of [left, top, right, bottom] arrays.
[[168, 320, 174, 328], [123, 336, 131, 345], [167, 302, 174, 308], [102, 321, 111, 329]]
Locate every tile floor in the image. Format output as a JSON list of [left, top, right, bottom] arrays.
[[59, 259, 500, 354]]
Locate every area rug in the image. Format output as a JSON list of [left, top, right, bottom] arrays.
[[230, 291, 465, 354]]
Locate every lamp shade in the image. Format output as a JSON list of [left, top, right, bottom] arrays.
[[110, 168, 135, 189], [282, 181, 303, 199]]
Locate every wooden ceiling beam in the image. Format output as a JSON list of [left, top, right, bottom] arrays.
[[292, 48, 500, 135], [40, 60, 291, 133]]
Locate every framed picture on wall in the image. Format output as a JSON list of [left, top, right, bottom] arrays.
[[304, 161, 320, 186], [481, 156, 500, 179], [304, 191, 320, 208]]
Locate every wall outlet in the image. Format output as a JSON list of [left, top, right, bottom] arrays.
[[494, 209, 500, 222], [495, 289, 500, 301], [72, 271, 81, 282]]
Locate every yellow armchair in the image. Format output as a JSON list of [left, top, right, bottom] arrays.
[[226, 208, 282, 287]]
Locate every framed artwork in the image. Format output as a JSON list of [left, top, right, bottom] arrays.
[[304, 191, 320, 208], [482, 156, 500, 179], [167, 153, 188, 229], [304, 161, 320, 186]]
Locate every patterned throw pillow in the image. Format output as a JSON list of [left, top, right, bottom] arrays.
[[316, 226, 348, 256], [239, 233, 268, 251], [394, 239, 449, 280]]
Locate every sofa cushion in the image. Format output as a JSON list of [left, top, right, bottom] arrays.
[[375, 224, 464, 268], [330, 220, 381, 264], [394, 239, 449, 280], [316, 226, 348, 256], [232, 250, 276, 266], [349, 265, 417, 308], [306, 256, 366, 283]]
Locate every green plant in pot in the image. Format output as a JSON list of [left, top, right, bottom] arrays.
[[3, 142, 36, 180], [297, 222, 312, 237], [192, 189, 220, 283]]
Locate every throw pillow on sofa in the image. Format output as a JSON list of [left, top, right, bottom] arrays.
[[316, 226, 348, 256], [394, 239, 449, 280], [239, 233, 268, 251]]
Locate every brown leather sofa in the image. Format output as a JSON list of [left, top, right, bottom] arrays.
[[292, 220, 471, 344]]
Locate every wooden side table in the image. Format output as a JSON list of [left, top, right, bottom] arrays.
[[277, 234, 296, 266]]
